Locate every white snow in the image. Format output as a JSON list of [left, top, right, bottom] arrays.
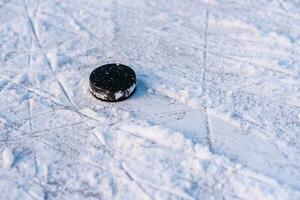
[[1, 148, 13, 169], [0, 0, 300, 199], [114, 82, 136, 100]]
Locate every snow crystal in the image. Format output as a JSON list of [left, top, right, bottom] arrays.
[[0, 0, 300, 199]]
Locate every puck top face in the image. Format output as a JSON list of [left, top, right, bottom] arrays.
[[89, 63, 136, 102]]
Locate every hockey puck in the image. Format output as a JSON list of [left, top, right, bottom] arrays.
[[89, 63, 136, 102]]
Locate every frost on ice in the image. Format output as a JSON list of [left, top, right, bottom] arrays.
[[0, 0, 300, 199]]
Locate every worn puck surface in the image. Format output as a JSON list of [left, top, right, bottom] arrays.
[[89, 63, 136, 102]]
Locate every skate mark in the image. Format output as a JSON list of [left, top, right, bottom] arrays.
[[121, 162, 194, 200], [173, 38, 298, 77], [277, 0, 288, 12], [26, 37, 32, 72], [119, 163, 153, 200], [0, 110, 84, 140], [204, 109, 213, 152], [186, 43, 296, 77], [0, 80, 13, 96], [161, 14, 203, 31], [48, 1, 124, 63], [209, 111, 300, 167], [144, 24, 298, 53], [117, 127, 157, 146], [0, 10, 22, 31], [8, 80, 120, 130], [9, 112, 294, 192], [0, 109, 72, 128], [32, 0, 40, 18], [111, 0, 119, 52], [26, 30, 33, 131], [0, 73, 57, 101], [0, 76, 113, 130], [31, 138, 120, 181], [0, 79, 9, 92], [26, 96, 33, 130], [55, 1, 112, 49], [142, 25, 296, 77], [226, 0, 300, 21], [23, 0, 76, 108], [0, 121, 85, 142], [201, 11, 214, 152], [35, 137, 80, 156], [200, 10, 209, 94]]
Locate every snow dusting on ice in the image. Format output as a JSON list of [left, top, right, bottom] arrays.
[[0, 0, 300, 199]]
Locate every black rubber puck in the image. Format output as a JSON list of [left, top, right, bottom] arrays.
[[89, 63, 136, 102]]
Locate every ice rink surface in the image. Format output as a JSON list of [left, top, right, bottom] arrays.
[[0, 0, 300, 199]]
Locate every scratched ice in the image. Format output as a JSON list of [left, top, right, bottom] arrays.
[[0, 0, 300, 199]]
